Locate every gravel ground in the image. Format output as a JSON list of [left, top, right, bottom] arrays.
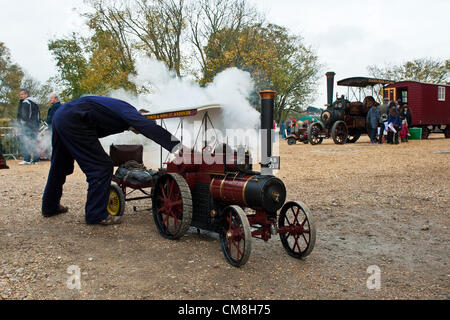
[[0, 135, 449, 300]]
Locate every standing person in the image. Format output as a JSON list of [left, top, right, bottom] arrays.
[[280, 120, 286, 139], [41, 96, 182, 226], [400, 105, 412, 142], [399, 119, 409, 143], [46, 93, 62, 128], [17, 89, 40, 165], [366, 103, 381, 143], [387, 105, 402, 145], [378, 98, 390, 144]]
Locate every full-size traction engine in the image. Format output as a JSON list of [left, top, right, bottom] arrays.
[[109, 91, 316, 267]]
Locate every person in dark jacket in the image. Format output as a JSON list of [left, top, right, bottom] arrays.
[[41, 96, 182, 225], [17, 89, 41, 164], [46, 93, 62, 127], [387, 105, 402, 145], [366, 103, 381, 143]]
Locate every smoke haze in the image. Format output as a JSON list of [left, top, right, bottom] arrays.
[[101, 57, 261, 169]]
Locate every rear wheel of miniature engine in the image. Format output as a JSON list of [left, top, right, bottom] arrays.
[[107, 184, 125, 217], [287, 137, 297, 145], [152, 173, 192, 240], [331, 121, 348, 145], [278, 201, 316, 259], [308, 123, 324, 146], [220, 206, 252, 268]]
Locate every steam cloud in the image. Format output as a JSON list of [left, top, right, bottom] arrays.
[[100, 57, 261, 169]]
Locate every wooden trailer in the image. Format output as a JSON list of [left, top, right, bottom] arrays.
[[384, 81, 450, 139]]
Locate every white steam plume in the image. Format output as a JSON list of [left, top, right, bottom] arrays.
[[100, 57, 261, 169]]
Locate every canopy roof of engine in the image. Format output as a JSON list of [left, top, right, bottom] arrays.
[[337, 77, 395, 87], [142, 104, 222, 120]]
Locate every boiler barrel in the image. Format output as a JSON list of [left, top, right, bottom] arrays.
[[210, 175, 287, 214]]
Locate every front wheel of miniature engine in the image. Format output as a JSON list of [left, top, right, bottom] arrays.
[[278, 201, 316, 259], [152, 173, 193, 240], [220, 206, 252, 268], [107, 184, 125, 218], [287, 137, 297, 145]]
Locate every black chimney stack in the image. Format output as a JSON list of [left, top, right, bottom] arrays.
[[259, 90, 277, 175], [326, 72, 336, 107]]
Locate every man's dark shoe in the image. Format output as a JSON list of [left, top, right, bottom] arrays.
[[42, 205, 69, 217]]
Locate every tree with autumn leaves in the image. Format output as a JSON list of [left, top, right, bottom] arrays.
[[45, 0, 448, 122], [201, 23, 320, 122], [47, 0, 321, 122]]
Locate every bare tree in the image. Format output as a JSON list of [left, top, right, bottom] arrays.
[[84, 0, 135, 72], [188, 0, 263, 80], [85, 0, 185, 76]]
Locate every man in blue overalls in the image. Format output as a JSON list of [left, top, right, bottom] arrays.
[[41, 96, 181, 225]]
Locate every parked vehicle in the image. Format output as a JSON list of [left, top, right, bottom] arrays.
[[285, 117, 320, 145], [309, 72, 395, 145], [384, 81, 450, 139]]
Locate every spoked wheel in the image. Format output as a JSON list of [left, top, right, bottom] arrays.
[[152, 173, 192, 240], [347, 131, 362, 144], [421, 127, 430, 140], [220, 206, 252, 268], [308, 123, 324, 145], [278, 201, 316, 259], [287, 137, 297, 145], [107, 184, 125, 218], [445, 126, 450, 139], [331, 120, 348, 145]]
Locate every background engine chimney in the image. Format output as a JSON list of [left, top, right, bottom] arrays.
[[326, 72, 336, 107]]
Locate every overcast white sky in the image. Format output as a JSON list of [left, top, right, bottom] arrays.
[[0, 0, 449, 107]]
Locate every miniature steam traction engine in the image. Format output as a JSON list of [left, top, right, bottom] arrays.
[[108, 91, 316, 267]]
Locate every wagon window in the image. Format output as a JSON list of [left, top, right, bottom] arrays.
[[438, 87, 446, 101], [402, 91, 408, 103]]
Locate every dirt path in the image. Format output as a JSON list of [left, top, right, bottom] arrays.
[[0, 135, 449, 300]]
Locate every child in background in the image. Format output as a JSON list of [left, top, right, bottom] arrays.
[[399, 119, 409, 143]]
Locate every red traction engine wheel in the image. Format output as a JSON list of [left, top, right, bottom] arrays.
[[219, 205, 252, 267], [278, 201, 316, 259], [152, 173, 193, 240]]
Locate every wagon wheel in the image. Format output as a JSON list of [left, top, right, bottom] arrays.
[[278, 201, 316, 259], [421, 127, 430, 140], [308, 123, 324, 146], [347, 131, 362, 144], [107, 184, 125, 218], [331, 120, 348, 144], [287, 137, 297, 145], [445, 126, 450, 139], [219, 206, 252, 268], [152, 173, 192, 240]]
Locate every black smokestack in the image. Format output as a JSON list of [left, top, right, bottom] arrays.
[[259, 90, 276, 174], [326, 72, 336, 107]]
